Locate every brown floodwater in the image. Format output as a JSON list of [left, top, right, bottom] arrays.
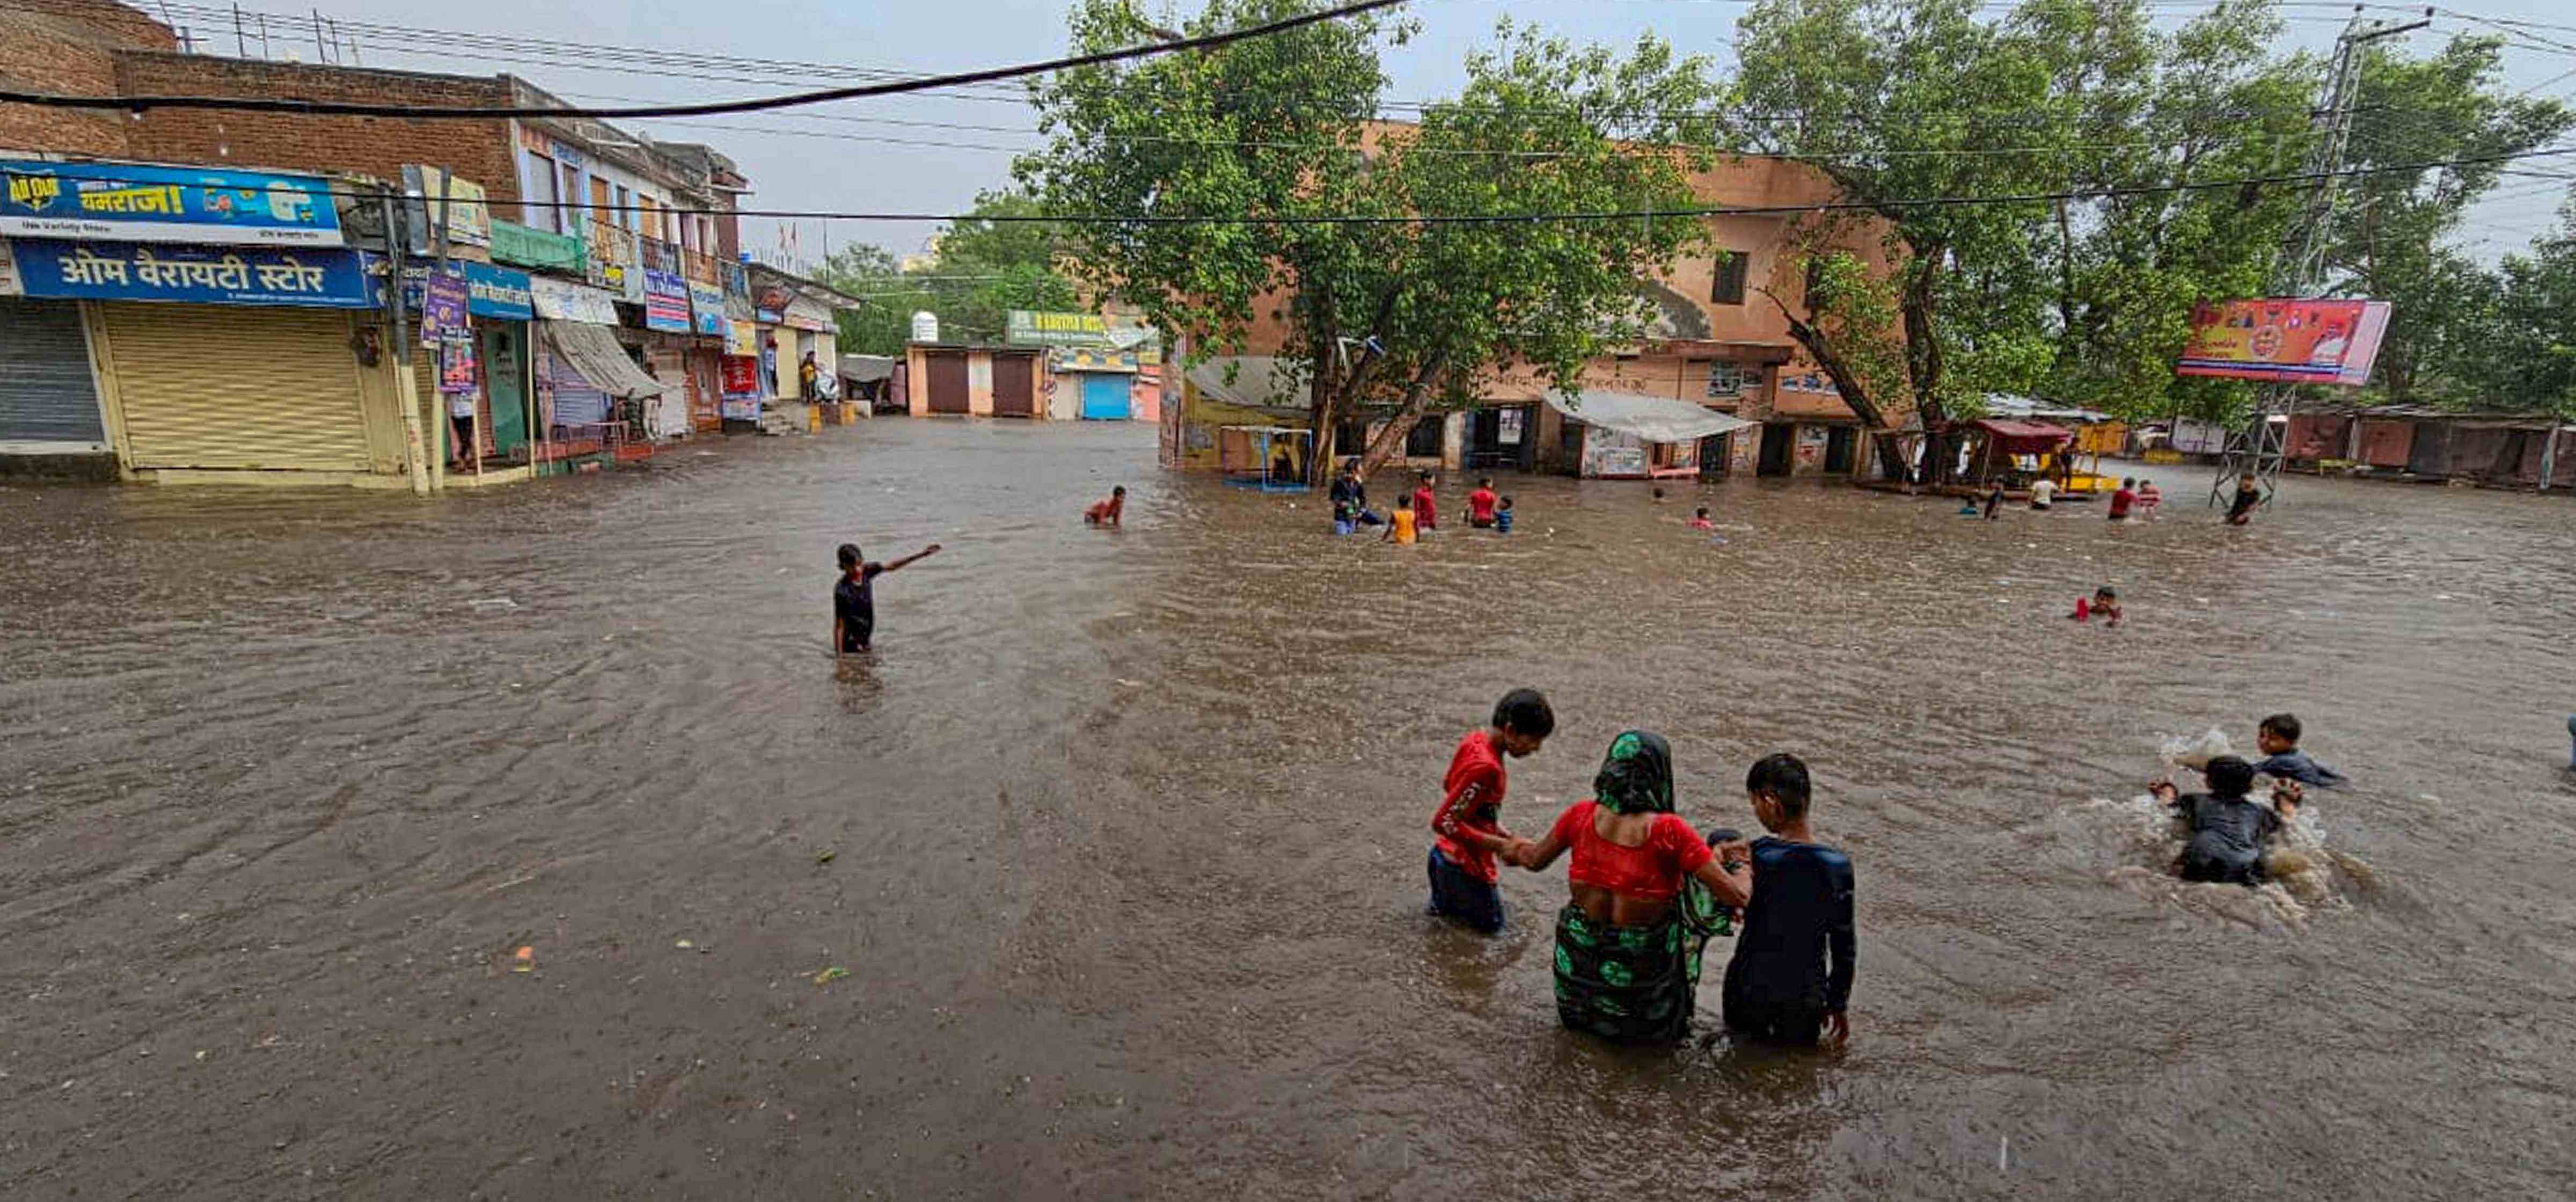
[[4, 418, 2573, 1199]]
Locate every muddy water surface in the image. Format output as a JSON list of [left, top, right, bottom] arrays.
[[4, 419, 2573, 1199]]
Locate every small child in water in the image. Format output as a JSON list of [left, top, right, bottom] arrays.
[[1715, 753, 1856, 1047], [1495, 496, 1514, 534], [2137, 479, 2163, 520], [1691, 506, 1714, 531], [2252, 713, 2347, 789], [2150, 756, 2301, 885], [1084, 485, 1125, 527], [1984, 482, 2006, 520], [2071, 585, 2121, 627], [1651, 486, 1667, 504], [1383, 493, 1418, 545]]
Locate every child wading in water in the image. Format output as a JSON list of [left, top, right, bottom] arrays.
[[832, 541, 940, 658], [2150, 756, 2301, 885], [2071, 585, 2121, 627], [1495, 496, 1515, 534], [1425, 689, 1556, 934], [1382, 494, 1418, 545], [1084, 485, 1125, 527], [1717, 754, 1856, 1048], [1691, 506, 1715, 531], [2253, 713, 2347, 789]]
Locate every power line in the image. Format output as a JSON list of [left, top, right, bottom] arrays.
[[13, 142, 2574, 225], [0, 0, 1408, 118]]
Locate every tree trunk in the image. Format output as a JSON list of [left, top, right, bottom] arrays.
[[1901, 252, 1952, 484], [1356, 353, 1449, 478], [1769, 290, 1906, 480]]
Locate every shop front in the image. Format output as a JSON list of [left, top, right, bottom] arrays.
[[7, 238, 395, 482], [1543, 390, 1753, 480], [529, 274, 653, 470], [0, 275, 113, 477], [401, 260, 536, 480]]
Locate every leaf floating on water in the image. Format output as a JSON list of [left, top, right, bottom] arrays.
[[811, 966, 850, 986], [815, 849, 837, 864]]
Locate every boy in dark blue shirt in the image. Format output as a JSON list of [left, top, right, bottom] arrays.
[[2252, 713, 2347, 789], [1717, 753, 1856, 1048], [832, 540, 939, 658]]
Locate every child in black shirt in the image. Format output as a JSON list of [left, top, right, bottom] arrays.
[[1717, 753, 1857, 1048], [832, 540, 939, 657]]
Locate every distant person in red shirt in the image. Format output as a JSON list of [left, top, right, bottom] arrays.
[[1084, 485, 1125, 527], [2070, 585, 2121, 628], [1411, 472, 1439, 532], [1467, 477, 1499, 528], [2137, 479, 2164, 520], [2108, 477, 2137, 523], [1426, 688, 1556, 934]]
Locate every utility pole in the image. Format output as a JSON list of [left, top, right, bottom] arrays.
[[2209, 5, 2430, 509]]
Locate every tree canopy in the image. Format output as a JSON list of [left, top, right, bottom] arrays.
[[1020, 0, 1719, 475]]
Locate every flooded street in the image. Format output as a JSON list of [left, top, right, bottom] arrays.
[[5, 417, 2573, 1199]]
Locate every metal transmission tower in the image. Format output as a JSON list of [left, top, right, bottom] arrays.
[[2210, 8, 2429, 508]]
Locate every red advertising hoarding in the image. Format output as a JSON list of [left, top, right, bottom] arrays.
[[2176, 297, 2391, 385]]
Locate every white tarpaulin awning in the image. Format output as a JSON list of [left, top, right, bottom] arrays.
[[541, 319, 668, 398], [1185, 355, 1307, 413], [528, 276, 620, 325], [1545, 391, 1754, 443]]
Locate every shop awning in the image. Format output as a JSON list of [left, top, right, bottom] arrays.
[[1971, 418, 2075, 454], [541, 319, 668, 398], [1543, 390, 1754, 443], [1185, 356, 1308, 413]]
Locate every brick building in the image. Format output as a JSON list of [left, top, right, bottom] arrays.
[[1210, 137, 1907, 480], [2, 4, 759, 486]]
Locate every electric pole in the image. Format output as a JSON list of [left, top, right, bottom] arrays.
[[2209, 5, 2431, 508]]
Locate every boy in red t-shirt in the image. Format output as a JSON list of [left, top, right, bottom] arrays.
[[1427, 688, 1556, 933], [1083, 485, 1125, 527], [1467, 477, 1499, 528], [1412, 472, 1439, 532]]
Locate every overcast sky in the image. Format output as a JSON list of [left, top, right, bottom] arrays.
[[174, 0, 2576, 266]]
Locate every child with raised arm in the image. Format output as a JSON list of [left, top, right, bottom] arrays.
[[832, 541, 940, 658], [2150, 755, 2301, 885]]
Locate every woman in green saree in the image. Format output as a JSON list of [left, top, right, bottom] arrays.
[[1515, 731, 1751, 1043]]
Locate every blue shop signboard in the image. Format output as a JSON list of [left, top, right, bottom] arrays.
[[1, 160, 343, 247], [687, 281, 726, 336], [7, 239, 376, 308], [397, 261, 534, 320]]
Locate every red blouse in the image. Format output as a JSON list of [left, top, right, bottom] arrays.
[[1548, 800, 1714, 902]]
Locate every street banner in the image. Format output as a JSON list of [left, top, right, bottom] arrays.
[[689, 281, 726, 336], [419, 270, 469, 347], [529, 275, 620, 324], [7, 239, 375, 307], [396, 261, 532, 320], [2176, 297, 2391, 385], [643, 268, 692, 332], [2, 160, 343, 246], [724, 319, 759, 356], [438, 335, 480, 394]]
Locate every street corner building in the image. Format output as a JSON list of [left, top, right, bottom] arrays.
[[0, 0, 791, 490]]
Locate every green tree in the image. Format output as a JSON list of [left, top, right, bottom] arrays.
[[1021, 1, 1716, 478], [1727, 0, 2316, 473], [818, 191, 1081, 355], [2472, 193, 2576, 416], [2331, 35, 2571, 403]]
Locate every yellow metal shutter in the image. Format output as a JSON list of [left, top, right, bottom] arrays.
[[103, 304, 372, 471]]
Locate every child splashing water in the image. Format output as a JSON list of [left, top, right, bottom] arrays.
[[2027, 729, 2370, 930]]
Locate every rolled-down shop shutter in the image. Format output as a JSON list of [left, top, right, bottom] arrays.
[[0, 298, 107, 445], [101, 304, 370, 471]]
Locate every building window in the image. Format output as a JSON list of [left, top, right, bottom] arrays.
[[1711, 250, 1748, 305], [562, 164, 584, 231], [1404, 416, 1444, 458], [589, 177, 612, 235], [525, 151, 558, 231], [1707, 360, 1746, 398], [614, 186, 632, 230]]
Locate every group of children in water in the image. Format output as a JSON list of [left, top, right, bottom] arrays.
[[1418, 689, 2345, 1048], [1426, 688, 1857, 1048], [1331, 462, 1514, 542]]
